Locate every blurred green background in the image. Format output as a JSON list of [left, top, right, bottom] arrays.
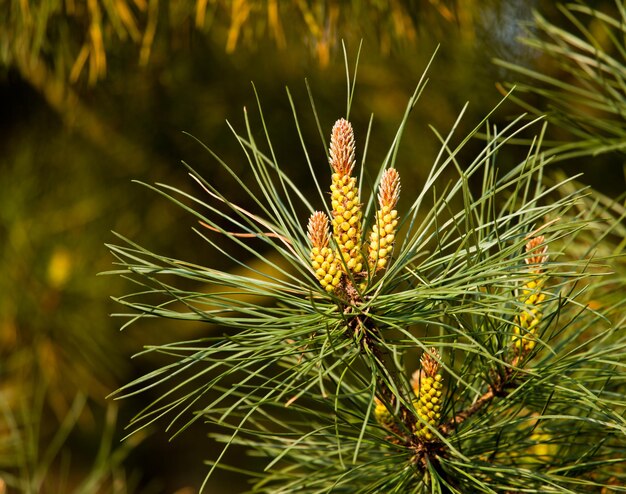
[[1, 1, 623, 492]]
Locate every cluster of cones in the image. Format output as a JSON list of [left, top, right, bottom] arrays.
[[307, 118, 400, 294], [308, 119, 551, 444]]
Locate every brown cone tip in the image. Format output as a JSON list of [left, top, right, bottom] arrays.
[[420, 348, 441, 378], [378, 168, 401, 208], [411, 348, 441, 390], [525, 235, 548, 267], [307, 211, 330, 249], [329, 118, 356, 176]]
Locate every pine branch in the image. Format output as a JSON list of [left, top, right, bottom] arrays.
[[107, 50, 626, 492]]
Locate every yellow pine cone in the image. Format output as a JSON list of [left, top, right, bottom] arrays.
[[528, 428, 556, 462], [412, 349, 443, 441], [513, 277, 546, 352], [307, 211, 342, 292], [512, 235, 549, 353], [369, 207, 398, 271], [369, 168, 400, 273], [329, 119, 364, 275], [413, 374, 443, 440], [374, 397, 395, 430], [331, 173, 363, 273]]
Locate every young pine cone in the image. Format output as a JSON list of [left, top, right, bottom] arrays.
[[513, 235, 549, 354], [307, 211, 342, 292], [411, 349, 443, 441], [329, 118, 364, 275], [368, 168, 400, 273]]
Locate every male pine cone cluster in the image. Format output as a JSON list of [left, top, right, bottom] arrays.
[[513, 235, 549, 354], [307, 118, 401, 293]]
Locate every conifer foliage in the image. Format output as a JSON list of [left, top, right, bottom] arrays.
[[108, 55, 626, 492]]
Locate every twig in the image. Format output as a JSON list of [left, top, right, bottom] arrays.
[[440, 363, 517, 436], [440, 388, 496, 435]]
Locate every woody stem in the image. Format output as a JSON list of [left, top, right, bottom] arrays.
[[440, 365, 515, 436], [351, 314, 417, 435]]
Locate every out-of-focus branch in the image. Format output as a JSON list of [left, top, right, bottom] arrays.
[[14, 50, 154, 174]]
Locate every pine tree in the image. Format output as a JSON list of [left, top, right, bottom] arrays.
[[108, 52, 626, 492]]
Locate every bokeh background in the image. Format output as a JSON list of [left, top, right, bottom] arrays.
[[1, 1, 624, 492]]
